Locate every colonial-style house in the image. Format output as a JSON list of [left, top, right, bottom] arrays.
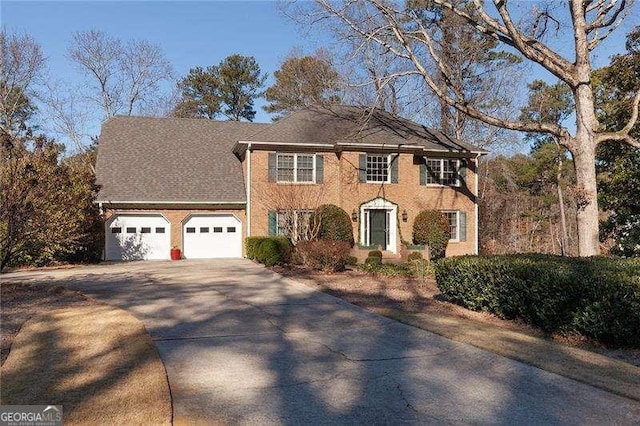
[[95, 105, 487, 261]]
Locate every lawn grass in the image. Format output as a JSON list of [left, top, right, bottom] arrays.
[[1, 294, 171, 425]]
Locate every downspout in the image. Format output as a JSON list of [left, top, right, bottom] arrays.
[[99, 202, 105, 261], [474, 154, 480, 255], [246, 144, 252, 239]]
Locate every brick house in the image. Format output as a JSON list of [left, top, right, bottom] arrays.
[[96, 106, 487, 261]]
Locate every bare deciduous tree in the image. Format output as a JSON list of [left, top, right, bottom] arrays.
[[68, 30, 174, 120], [0, 31, 46, 138], [314, 0, 640, 256]]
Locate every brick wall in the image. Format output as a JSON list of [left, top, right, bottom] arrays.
[[247, 149, 478, 256]]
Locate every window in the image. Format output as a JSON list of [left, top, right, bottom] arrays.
[[111, 227, 122, 234], [277, 210, 314, 241], [277, 153, 315, 183], [155, 227, 165, 233], [227, 227, 236, 233], [186, 227, 196, 233], [213, 227, 223, 233], [200, 227, 209, 233], [140, 227, 151, 234], [126, 227, 136, 234], [426, 158, 460, 186], [443, 211, 459, 241], [366, 155, 389, 182]]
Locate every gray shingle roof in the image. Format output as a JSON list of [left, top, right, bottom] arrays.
[[95, 116, 268, 203], [243, 105, 487, 153]]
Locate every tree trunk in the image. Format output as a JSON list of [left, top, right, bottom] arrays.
[[555, 141, 569, 256], [570, 68, 601, 257], [573, 147, 600, 256]]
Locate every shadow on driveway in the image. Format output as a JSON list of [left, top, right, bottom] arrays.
[[4, 259, 640, 424]]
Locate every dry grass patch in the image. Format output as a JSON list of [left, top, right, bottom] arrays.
[[1, 284, 171, 425]]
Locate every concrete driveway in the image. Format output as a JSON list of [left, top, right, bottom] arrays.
[[3, 259, 639, 424]]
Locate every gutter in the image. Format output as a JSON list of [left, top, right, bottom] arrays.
[[94, 200, 247, 205]]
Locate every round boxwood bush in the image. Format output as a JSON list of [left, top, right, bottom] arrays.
[[407, 251, 423, 261], [413, 210, 450, 260], [314, 204, 354, 246], [368, 250, 383, 258]]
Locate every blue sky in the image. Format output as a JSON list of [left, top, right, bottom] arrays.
[[1, 1, 326, 128], [1, 1, 639, 149]]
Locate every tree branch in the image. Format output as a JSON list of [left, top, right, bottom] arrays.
[[596, 87, 640, 147]]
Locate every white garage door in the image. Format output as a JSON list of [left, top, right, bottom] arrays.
[[183, 214, 242, 259], [106, 214, 171, 261]]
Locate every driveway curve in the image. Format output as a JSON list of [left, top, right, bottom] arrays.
[[3, 259, 640, 424]]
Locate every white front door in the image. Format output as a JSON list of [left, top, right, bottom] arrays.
[[106, 214, 171, 260], [183, 214, 242, 259]]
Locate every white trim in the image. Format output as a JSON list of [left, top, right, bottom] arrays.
[[442, 210, 460, 242], [424, 158, 461, 187], [365, 153, 392, 184], [359, 197, 398, 253], [474, 154, 480, 255], [276, 153, 317, 184], [237, 140, 333, 148], [97, 200, 246, 205]]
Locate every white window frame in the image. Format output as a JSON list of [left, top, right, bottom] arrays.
[[442, 210, 460, 242], [425, 158, 460, 187], [276, 153, 316, 184], [276, 209, 315, 241], [366, 154, 391, 183]]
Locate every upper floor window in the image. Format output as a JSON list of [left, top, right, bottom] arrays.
[[426, 158, 460, 186], [277, 153, 315, 183], [366, 155, 390, 183]]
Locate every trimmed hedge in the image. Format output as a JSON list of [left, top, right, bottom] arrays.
[[245, 236, 292, 266], [435, 254, 640, 347], [314, 204, 355, 246], [413, 210, 450, 260]]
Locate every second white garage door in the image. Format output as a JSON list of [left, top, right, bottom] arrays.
[[183, 214, 242, 259]]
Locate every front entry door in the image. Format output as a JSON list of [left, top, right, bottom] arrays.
[[369, 209, 387, 250]]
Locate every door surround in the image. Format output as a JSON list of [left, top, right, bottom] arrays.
[[359, 197, 398, 253]]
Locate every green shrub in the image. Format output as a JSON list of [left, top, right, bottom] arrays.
[[407, 251, 423, 261], [364, 255, 382, 266], [295, 240, 351, 272], [410, 258, 434, 279], [413, 210, 450, 260], [314, 204, 354, 246], [435, 255, 640, 347], [245, 236, 292, 266], [368, 250, 383, 259], [346, 255, 358, 266]]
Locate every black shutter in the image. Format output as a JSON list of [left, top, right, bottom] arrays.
[[458, 159, 467, 187], [419, 158, 427, 186], [359, 154, 366, 183], [390, 154, 399, 183], [459, 211, 467, 242], [316, 155, 324, 183], [268, 211, 277, 236]]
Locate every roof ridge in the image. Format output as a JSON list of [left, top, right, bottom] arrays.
[[106, 115, 272, 126]]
